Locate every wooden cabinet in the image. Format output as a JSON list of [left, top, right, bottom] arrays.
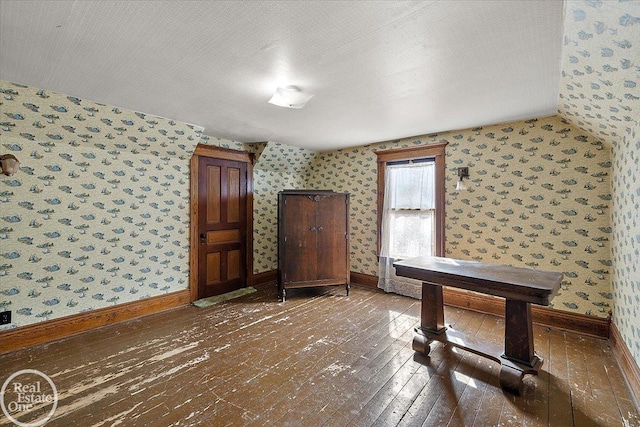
[[277, 190, 350, 301]]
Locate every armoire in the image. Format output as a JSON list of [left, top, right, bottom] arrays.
[[277, 190, 350, 301]]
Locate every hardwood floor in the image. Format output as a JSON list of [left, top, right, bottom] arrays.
[[1, 284, 638, 426]]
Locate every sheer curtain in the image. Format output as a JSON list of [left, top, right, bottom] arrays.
[[378, 161, 435, 299]]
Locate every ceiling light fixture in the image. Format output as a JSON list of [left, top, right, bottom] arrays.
[[268, 85, 314, 109]]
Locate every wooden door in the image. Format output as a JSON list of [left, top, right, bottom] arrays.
[[316, 194, 348, 281], [197, 157, 247, 298], [281, 194, 318, 284]]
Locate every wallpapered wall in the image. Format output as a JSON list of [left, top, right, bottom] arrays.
[[304, 116, 613, 318], [559, 1, 640, 363], [252, 141, 317, 273], [0, 80, 208, 329]]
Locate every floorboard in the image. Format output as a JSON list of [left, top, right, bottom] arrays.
[[0, 284, 638, 427]]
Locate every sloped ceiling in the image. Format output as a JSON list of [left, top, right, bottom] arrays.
[[0, 0, 564, 151]]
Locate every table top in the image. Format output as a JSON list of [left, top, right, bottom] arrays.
[[393, 256, 563, 305]]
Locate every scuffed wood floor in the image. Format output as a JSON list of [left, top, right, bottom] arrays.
[[1, 284, 638, 426]]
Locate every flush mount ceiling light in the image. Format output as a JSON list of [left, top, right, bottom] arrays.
[[268, 85, 314, 109]]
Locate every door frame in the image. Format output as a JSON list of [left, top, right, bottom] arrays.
[[190, 144, 254, 302]]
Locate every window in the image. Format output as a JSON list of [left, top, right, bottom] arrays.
[[375, 142, 447, 297], [384, 160, 436, 259]]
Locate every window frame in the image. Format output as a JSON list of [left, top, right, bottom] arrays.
[[375, 142, 448, 258]]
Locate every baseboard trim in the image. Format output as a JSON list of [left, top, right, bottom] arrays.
[[0, 289, 191, 355], [610, 323, 640, 405], [1, 271, 613, 354], [349, 271, 610, 339], [253, 270, 277, 285], [350, 271, 379, 288], [443, 288, 610, 339]]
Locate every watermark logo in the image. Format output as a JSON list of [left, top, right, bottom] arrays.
[[1, 369, 58, 427]]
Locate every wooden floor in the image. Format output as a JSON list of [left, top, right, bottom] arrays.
[[1, 284, 638, 427]]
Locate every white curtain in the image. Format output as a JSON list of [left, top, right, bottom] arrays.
[[378, 162, 435, 299]]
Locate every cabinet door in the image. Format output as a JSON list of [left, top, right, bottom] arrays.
[[316, 195, 348, 280], [281, 195, 318, 283]]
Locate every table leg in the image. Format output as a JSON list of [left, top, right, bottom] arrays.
[[500, 299, 543, 395], [420, 282, 445, 333], [504, 299, 537, 366], [413, 282, 445, 356]]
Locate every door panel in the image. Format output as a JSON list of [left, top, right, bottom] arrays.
[[227, 168, 240, 222], [206, 166, 221, 223], [198, 157, 247, 298], [206, 229, 241, 245], [282, 195, 317, 283], [206, 252, 222, 285], [316, 195, 348, 280], [227, 249, 241, 280]]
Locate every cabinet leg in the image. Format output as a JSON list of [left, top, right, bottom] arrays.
[[280, 288, 286, 302], [346, 283, 350, 296]]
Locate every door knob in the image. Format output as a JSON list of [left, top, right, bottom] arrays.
[[310, 226, 316, 232], [317, 226, 323, 231]]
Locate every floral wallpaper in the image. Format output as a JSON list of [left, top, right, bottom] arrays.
[[307, 147, 378, 273], [199, 134, 245, 152], [0, 80, 207, 329], [559, 1, 640, 364], [0, 81, 316, 330], [306, 116, 614, 318]]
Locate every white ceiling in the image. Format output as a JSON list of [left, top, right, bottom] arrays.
[[0, 1, 565, 151]]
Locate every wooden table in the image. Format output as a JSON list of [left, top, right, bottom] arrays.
[[393, 256, 562, 395]]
